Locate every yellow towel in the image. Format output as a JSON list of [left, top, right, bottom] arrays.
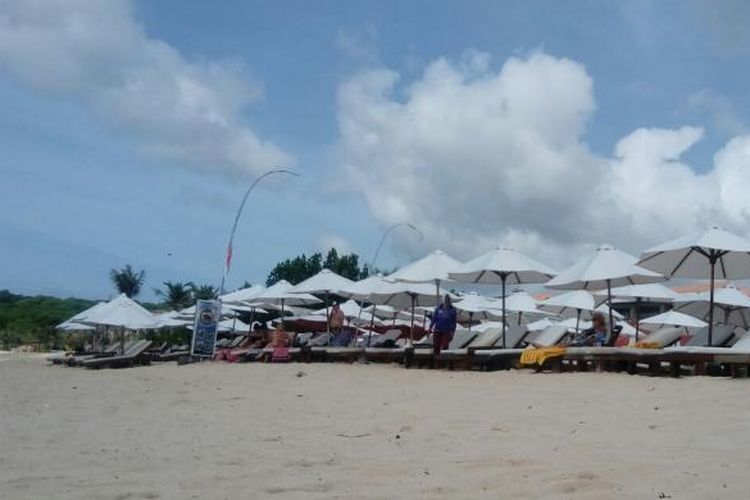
[[520, 346, 567, 365], [634, 341, 661, 349]]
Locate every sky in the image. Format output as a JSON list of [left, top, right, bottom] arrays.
[[1, 0, 750, 301]]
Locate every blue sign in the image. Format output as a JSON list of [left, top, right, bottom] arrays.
[[191, 300, 221, 357]]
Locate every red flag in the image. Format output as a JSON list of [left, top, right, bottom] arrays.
[[225, 242, 233, 273]]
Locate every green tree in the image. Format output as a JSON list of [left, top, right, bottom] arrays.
[[190, 283, 218, 300], [266, 249, 367, 285], [154, 281, 193, 310], [0, 290, 95, 349], [110, 264, 146, 298]]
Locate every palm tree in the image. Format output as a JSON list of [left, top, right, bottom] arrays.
[[190, 283, 218, 301], [154, 281, 193, 310], [110, 265, 146, 298]]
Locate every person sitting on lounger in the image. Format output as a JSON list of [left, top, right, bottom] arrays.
[[430, 294, 457, 357], [575, 312, 608, 347], [270, 327, 291, 348]]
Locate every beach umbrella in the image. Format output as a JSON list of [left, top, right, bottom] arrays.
[[220, 284, 266, 305], [593, 283, 678, 340], [538, 290, 596, 335], [526, 318, 555, 332], [673, 284, 750, 329], [503, 291, 550, 325], [368, 281, 445, 344], [292, 269, 356, 333], [546, 244, 664, 340], [250, 280, 320, 326], [448, 247, 556, 347], [637, 225, 750, 345], [79, 294, 160, 353], [155, 311, 191, 328], [640, 310, 708, 331], [56, 321, 96, 332], [453, 293, 504, 328], [58, 301, 108, 328], [387, 250, 462, 306]]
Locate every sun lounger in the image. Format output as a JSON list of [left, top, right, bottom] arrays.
[[411, 329, 477, 368], [370, 329, 402, 348], [307, 332, 332, 347], [683, 324, 735, 347], [635, 326, 685, 348], [308, 346, 365, 363], [59, 341, 134, 367], [529, 325, 569, 348], [82, 340, 153, 369], [47, 342, 119, 365]]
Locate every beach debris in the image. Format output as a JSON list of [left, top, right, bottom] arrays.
[[395, 434, 401, 440], [296, 371, 306, 378], [658, 492, 672, 499], [654, 406, 659, 411], [336, 433, 370, 439]]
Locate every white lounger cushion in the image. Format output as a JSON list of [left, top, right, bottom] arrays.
[[531, 325, 568, 347]]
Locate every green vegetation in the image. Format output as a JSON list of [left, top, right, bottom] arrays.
[[0, 290, 95, 349], [266, 248, 369, 286], [110, 264, 146, 298], [1, 249, 374, 349]]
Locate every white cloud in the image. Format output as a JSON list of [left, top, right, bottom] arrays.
[[316, 233, 355, 255], [688, 90, 746, 137], [0, 0, 292, 175], [335, 26, 379, 62], [336, 50, 750, 268]]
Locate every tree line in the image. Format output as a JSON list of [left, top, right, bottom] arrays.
[[1, 248, 371, 348]]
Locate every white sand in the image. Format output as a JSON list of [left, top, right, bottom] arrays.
[[2, 357, 750, 499]]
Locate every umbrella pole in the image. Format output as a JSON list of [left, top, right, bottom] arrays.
[[280, 299, 285, 329], [575, 309, 581, 336], [634, 298, 641, 342], [469, 312, 473, 332], [607, 279, 614, 343], [435, 279, 440, 307], [120, 326, 125, 355], [501, 274, 507, 348], [367, 305, 376, 348], [410, 294, 416, 346], [325, 291, 330, 335], [708, 255, 716, 346]]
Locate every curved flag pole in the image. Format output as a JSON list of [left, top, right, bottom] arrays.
[[219, 169, 299, 296]]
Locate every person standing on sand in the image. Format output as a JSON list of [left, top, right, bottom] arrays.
[[430, 294, 457, 360]]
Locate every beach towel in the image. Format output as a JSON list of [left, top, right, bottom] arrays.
[[634, 340, 661, 349], [271, 346, 291, 362], [520, 346, 567, 366]]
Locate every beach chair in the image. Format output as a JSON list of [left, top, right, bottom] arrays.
[[47, 341, 119, 366], [412, 329, 477, 368], [437, 327, 504, 370], [307, 332, 332, 347], [370, 329, 402, 348], [82, 340, 153, 369], [66, 341, 134, 367], [529, 325, 569, 348], [654, 329, 750, 376], [635, 327, 685, 348], [684, 324, 735, 347]]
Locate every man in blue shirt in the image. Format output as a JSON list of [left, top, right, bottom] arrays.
[[430, 294, 457, 359]]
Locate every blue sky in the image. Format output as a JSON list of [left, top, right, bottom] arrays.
[[2, 0, 749, 300]]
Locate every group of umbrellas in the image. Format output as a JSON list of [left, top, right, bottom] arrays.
[[59, 225, 750, 349]]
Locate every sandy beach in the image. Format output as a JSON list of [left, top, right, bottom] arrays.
[[1, 356, 749, 499]]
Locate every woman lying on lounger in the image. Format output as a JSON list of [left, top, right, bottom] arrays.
[[571, 312, 608, 347]]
